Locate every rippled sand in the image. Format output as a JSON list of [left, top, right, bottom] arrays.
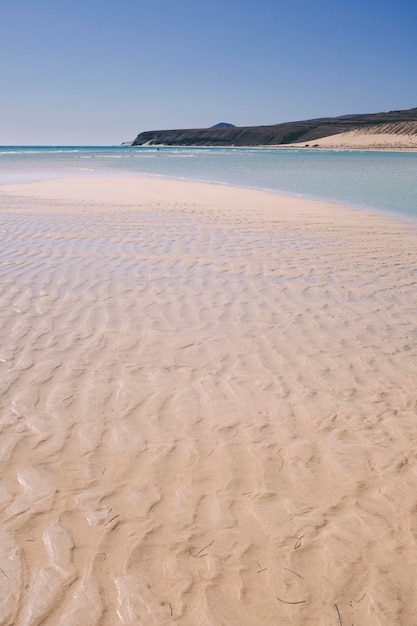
[[1, 177, 417, 625]]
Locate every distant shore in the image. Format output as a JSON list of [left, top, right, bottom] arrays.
[[131, 107, 417, 148], [125, 135, 417, 151], [281, 128, 417, 151]]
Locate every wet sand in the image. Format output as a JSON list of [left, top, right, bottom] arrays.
[[1, 177, 417, 625]]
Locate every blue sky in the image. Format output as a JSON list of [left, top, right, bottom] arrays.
[[1, 0, 417, 144]]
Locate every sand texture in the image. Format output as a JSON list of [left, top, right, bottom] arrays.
[[1, 177, 417, 625], [287, 122, 417, 150]]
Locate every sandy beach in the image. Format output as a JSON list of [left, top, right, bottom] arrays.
[[1, 176, 417, 625], [284, 124, 417, 150]]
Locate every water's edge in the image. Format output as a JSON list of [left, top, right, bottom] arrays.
[[1, 146, 416, 223]]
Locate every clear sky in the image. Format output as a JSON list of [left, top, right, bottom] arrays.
[[1, 0, 417, 145]]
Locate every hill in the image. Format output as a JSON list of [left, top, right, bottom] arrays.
[[131, 108, 417, 147]]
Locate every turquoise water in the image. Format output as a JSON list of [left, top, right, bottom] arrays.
[[1, 146, 416, 219]]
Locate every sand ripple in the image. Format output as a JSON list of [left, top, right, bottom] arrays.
[[0, 178, 417, 624]]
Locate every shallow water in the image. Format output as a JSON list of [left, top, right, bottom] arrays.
[[1, 146, 416, 219]]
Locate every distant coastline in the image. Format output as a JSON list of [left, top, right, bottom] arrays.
[[129, 107, 417, 149]]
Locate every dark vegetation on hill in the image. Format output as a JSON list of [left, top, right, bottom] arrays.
[[131, 107, 417, 146]]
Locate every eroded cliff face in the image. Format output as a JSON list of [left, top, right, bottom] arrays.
[[130, 107, 417, 146]]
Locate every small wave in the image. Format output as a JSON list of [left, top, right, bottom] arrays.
[[0, 150, 43, 155], [93, 155, 130, 159], [0, 149, 82, 155]]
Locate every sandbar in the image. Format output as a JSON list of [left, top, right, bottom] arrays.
[[1, 177, 417, 625]]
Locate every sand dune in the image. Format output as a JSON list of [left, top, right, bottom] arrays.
[[1, 177, 417, 624], [290, 122, 417, 149]]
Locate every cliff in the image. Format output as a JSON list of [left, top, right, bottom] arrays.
[[131, 107, 417, 147]]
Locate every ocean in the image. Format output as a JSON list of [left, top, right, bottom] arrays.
[[1, 146, 416, 220]]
